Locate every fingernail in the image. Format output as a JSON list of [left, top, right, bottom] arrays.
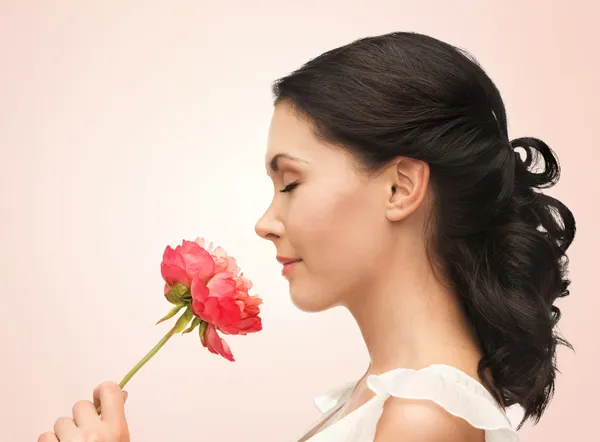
[[123, 391, 129, 402]]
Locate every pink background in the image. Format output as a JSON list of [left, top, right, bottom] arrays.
[[0, 1, 597, 441]]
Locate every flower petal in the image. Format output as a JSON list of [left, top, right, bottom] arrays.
[[162, 245, 185, 268], [213, 256, 230, 273], [161, 263, 191, 287], [227, 256, 240, 274], [219, 316, 262, 335], [212, 246, 228, 259], [214, 298, 243, 327], [198, 296, 221, 324], [206, 272, 237, 299], [194, 237, 206, 249], [191, 276, 210, 302], [204, 323, 235, 362], [191, 277, 210, 319], [180, 240, 215, 281], [161, 246, 191, 286], [240, 274, 253, 291]]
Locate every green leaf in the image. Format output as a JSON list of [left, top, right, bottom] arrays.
[[199, 320, 208, 345], [182, 316, 201, 334], [165, 282, 191, 304], [156, 302, 187, 325], [173, 306, 194, 333]]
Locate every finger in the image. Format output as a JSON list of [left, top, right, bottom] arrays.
[[92, 385, 128, 408], [37, 432, 59, 442], [72, 399, 99, 426], [53, 416, 78, 440], [94, 390, 128, 415], [93, 381, 128, 426]]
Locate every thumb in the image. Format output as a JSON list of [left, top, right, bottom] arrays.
[[95, 390, 128, 415]]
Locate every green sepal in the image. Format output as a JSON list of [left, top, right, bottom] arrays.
[[199, 320, 208, 346], [166, 282, 191, 304], [182, 316, 201, 334], [156, 302, 187, 325], [173, 306, 194, 333]]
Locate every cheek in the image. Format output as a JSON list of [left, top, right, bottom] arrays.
[[287, 187, 383, 312], [285, 183, 386, 312], [291, 184, 382, 270]]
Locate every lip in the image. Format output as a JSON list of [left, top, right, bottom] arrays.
[[281, 260, 301, 276], [276, 256, 302, 265], [277, 256, 302, 276]]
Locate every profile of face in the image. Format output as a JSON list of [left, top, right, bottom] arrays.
[[255, 102, 430, 312]]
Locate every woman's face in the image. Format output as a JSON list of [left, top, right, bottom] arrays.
[[255, 102, 392, 312]]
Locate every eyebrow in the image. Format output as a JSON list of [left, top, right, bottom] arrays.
[[267, 153, 308, 174]]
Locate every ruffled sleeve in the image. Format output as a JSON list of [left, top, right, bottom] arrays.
[[365, 364, 519, 442]]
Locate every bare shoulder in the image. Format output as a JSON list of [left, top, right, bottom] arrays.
[[373, 397, 485, 442]]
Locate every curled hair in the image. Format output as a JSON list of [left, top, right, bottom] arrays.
[[271, 32, 576, 428]]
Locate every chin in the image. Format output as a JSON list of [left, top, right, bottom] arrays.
[[289, 284, 336, 313]]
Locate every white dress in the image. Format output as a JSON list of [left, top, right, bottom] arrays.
[[304, 364, 519, 442]]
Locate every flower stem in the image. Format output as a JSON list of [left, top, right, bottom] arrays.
[[96, 324, 177, 415], [118, 325, 177, 389]]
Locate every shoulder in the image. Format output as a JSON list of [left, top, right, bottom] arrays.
[[373, 396, 485, 442]]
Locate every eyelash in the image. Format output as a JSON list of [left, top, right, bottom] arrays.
[[279, 181, 300, 193]]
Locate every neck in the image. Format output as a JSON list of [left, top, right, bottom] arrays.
[[343, 238, 483, 378]]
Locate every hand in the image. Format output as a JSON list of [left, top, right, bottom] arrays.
[[38, 381, 130, 442]]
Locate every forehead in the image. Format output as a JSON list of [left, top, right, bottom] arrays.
[[266, 104, 314, 153], [263, 102, 358, 176], [264, 104, 315, 169]]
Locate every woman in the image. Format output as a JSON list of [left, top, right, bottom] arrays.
[[38, 31, 576, 442]]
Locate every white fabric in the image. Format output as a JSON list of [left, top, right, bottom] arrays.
[[304, 364, 519, 442]]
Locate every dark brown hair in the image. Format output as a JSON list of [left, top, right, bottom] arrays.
[[271, 31, 576, 429]]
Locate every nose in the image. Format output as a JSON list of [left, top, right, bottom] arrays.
[[255, 202, 284, 241]]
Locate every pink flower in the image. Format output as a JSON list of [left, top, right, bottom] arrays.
[[107, 236, 262, 403], [159, 238, 262, 362]]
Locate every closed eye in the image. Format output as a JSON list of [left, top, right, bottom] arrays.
[[279, 182, 300, 193]]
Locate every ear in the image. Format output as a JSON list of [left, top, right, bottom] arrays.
[[384, 158, 430, 222]]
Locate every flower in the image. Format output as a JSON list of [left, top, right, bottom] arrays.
[[112, 237, 262, 395], [158, 237, 262, 362]]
